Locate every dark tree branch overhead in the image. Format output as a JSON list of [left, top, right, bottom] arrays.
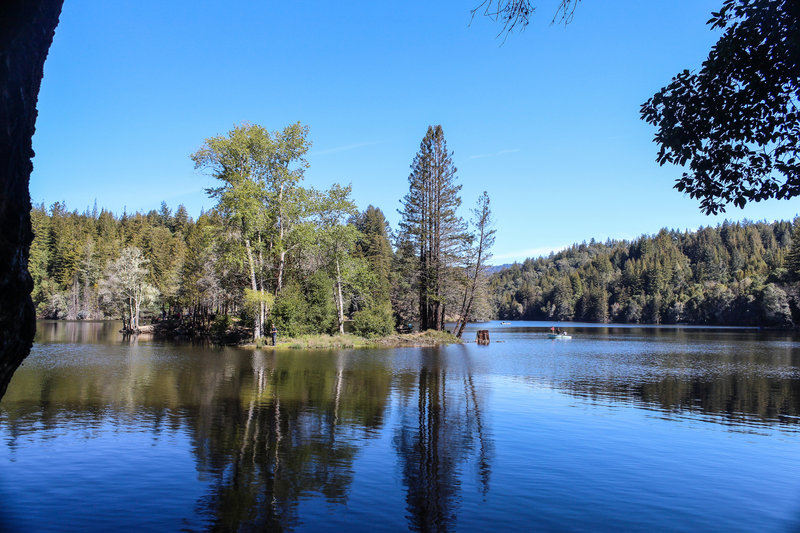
[[641, 0, 800, 215], [472, 0, 581, 35]]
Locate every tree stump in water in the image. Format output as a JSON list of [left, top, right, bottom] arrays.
[[476, 330, 490, 344]]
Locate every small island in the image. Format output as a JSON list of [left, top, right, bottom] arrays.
[[138, 319, 461, 349]]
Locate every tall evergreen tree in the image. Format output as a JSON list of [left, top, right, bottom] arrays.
[[784, 222, 800, 282], [354, 205, 393, 305], [399, 125, 468, 331]]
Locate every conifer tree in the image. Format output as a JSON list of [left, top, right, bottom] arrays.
[[399, 125, 468, 331], [354, 205, 393, 305], [785, 222, 800, 282]]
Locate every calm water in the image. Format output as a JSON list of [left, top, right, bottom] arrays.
[[2, 321, 800, 531]]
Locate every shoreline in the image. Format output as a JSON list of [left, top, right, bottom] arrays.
[[129, 322, 462, 349], [240, 330, 463, 350]]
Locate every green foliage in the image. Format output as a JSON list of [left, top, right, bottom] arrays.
[[270, 284, 308, 337], [305, 272, 338, 335], [399, 125, 469, 330], [352, 306, 394, 338], [243, 288, 275, 316], [192, 122, 314, 340], [641, 0, 800, 214], [353, 206, 393, 305], [491, 220, 797, 327], [269, 281, 335, 338], [210, 315, 233, 337], [27, 202, 188, 320], [784, 222, 800, 282]]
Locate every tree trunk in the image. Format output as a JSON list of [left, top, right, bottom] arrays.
[[258, 235, 266, 333], [277, 249, 285, 294], [0, 0, 64, 400], [244, 238, 262, 339], [134, 298, 141, 331], [335, 258, 345, 334], [455, 292, 475, 339], [276, 184, 285, 293], [455, 251, 483, 339]]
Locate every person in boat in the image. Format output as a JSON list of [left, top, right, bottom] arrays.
[[561, 330, 568, 336]]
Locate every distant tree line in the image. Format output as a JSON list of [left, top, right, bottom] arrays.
[[491, 220, 799, 328], [29, 123, 495, 340]]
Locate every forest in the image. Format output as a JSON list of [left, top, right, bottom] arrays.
[[29, 121, 800, 336], [28, 123, 495, 342], [491, 220, 799, 328]]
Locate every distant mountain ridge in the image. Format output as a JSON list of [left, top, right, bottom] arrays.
[[486, 264, 512, 274]]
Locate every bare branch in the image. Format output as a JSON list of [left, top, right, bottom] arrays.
[[471, 0, 581, 38]]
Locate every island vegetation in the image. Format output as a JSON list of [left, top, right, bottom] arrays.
[[27, 122, 800, 336], [31, 134, 800, 338], [28, 123, 495, 345]]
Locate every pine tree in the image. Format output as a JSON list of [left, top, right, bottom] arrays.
[[784, 222, 800, 282], [399, 125, 467, 331], [354, 205, 393, 305]]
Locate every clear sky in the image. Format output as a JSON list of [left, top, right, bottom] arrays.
[[30, 0, 800, 264]]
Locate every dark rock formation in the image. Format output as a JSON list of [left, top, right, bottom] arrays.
[[0, 1, 64, 399]]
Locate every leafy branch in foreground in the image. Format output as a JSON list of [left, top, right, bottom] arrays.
[[641, 0, 800, 214]]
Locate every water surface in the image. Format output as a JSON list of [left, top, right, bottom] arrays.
[[1, 321, 799, 531]]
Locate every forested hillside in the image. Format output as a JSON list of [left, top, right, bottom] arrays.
[[491, 220, 798, 327]]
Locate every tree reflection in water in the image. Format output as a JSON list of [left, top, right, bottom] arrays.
[[394, 347, 493, 532], [189, 349, 393, 531], [4, 322, 799, 530]]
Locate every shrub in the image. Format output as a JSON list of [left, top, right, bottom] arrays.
[[271, 283, 310, 338], [352, 305, 394, 338], [305, 272, 337, 334], [210, 315, 232, 338]]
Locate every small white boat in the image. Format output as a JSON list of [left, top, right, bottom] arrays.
[[547, 333, 572, 340], [500, 321, 511, 325]]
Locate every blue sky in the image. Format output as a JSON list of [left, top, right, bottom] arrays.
[[30, 0, 800, 264]]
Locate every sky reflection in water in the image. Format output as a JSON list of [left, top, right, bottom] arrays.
[[1, 321, 799, 531]]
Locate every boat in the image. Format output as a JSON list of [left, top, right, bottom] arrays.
[[500, 321, 511, 325], [547, 333, 572, 339]]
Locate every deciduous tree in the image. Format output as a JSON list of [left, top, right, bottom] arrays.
[[453, 192, 496, 338], [641, 0, 800, 214], [192, 122, 311, 340], [99, 246, 158, 331]]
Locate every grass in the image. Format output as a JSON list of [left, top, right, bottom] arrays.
[[241, 330, 461, 350], [372, 329, 461, 347]]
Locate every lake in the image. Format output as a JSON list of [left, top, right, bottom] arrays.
[[1, 321, 799, 531]]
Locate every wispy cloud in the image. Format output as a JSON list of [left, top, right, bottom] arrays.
[[467, 148, 520, 160], [313, 141, 383, 156], [492, 245, 567, 263]]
